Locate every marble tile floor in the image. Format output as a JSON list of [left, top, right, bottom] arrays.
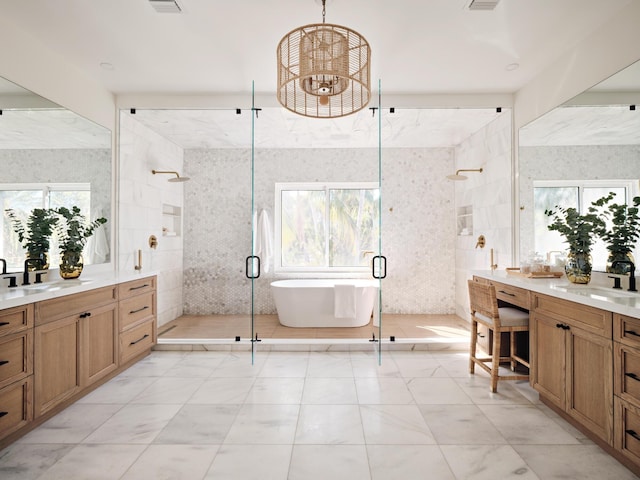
[[1, 350, 638, 480]]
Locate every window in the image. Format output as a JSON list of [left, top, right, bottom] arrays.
[[275, 182, 380, 273], [533, 179, 637, 270], [1, 183, 91, 271]]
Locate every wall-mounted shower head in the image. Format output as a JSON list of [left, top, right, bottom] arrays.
[[446, 168, 483, 181], [152, 169, 190, 182]]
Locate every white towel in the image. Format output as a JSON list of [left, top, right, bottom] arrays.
[[334, 284, 356, 318], [86, 223, 110, 264], [253, 209, 273, 273]]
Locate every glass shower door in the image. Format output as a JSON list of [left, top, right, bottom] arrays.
[[250, 82, 385, 363]]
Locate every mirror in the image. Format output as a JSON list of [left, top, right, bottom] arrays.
[[518, 60, 640, 271], [0, 77, 112, 271]]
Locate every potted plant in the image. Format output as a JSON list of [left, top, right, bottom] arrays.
[[592, 192, 640, 274], [5, 208, 58, 271], [545, 203, 605, 284], [54, 206, 107, 279]]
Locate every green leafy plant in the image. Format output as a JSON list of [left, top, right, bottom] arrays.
[[544, 203, 605, 255], [54, 206, 107, 254], [592, 192, 640, 255], [5, 208, 58, 257]]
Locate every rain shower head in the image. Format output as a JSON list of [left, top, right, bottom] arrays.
[[152, 170, 190, 182], [446, 168, 483, 181]]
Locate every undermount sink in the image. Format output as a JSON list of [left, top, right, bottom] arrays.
[[17, 278, 93, 292], [554, 285, 639, 299]]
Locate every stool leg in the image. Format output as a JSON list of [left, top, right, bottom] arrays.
[[469, 318, 478, 374], [490, 328, 500, 392], [510, 331, 516, 371]]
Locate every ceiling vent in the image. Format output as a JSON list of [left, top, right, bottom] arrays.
[[149, 0, 182, 13], [467, 0, 500, 10]]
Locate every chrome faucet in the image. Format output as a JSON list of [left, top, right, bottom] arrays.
[[611, 260, 637, 292]]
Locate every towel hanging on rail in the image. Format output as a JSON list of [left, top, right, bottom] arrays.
[[253, 209, 273, 273]]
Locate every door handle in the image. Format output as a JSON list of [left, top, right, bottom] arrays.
[[372, 255, 387, 279], [245, 256, 260, 279]]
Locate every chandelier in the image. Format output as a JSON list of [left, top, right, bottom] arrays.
[[276, 0, 371, 118]]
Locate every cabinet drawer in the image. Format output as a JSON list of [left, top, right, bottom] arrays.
[[615, 343, 640, 406], [489, 281, 530, 310], [532, 293, 612, 337], [119, 292, 155, 331], [118, 277, 156, 301], [36, 286, 117, 326], [615, 396, 640, 464], [0, 304, 34, 337], [0, 377, 32, 441], [120, 320, 154, 364], [615, 314, 640, 348], [0, 331, 33, 390]]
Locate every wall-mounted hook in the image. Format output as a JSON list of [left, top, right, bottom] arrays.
[[149, 235, 158, 249], [475, 235, 486, 249]]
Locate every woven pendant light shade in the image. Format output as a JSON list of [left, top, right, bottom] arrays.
[[277, 23, 371, 118]]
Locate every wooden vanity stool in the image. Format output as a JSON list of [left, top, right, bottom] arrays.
[[468, 279, 530, 392]]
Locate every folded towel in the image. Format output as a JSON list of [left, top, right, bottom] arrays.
[[334, 284, 356, 318]]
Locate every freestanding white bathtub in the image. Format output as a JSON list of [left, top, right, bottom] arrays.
[[271, 279, 379, 328]]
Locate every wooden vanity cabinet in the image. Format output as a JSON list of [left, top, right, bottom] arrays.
[[0, 305, 34, 442], [0, 275, 157, 449], [531, 293, 613, 444], [118, 277, 156, 365], [34, 286, 118, 417], [614, 314, 640, 466]]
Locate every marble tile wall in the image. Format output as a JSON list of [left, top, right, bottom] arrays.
[[119, 113, 185, 326], [518, 144, 640, 257], [453, 112, 513, 319], [183, 147, 457, 315]]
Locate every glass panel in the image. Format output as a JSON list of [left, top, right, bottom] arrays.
[[1, 190, 42, 270], [329, 188, 379, 267], [280, 189, 326, 267], [533, 186, 578, 256]]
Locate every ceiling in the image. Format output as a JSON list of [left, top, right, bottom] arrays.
[[1, 0, 633, 96], [0, 0, 638, 149]]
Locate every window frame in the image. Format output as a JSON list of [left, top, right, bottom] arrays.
[[274, 181, 380, 275], [1, 182, 92, 271], [532, 178, 639, 271]]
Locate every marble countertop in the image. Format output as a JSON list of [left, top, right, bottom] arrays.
[[0, 270, 157, 310], [473, 270, 640, 319]]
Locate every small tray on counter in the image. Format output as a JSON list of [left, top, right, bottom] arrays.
[[506, 267, 564, 278]]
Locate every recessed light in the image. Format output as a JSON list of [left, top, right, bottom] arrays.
[[505, 63, 519, 71]]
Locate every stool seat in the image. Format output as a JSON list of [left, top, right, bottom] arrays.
[[468, 280, 530, 392], [476, 307, 529, 327]]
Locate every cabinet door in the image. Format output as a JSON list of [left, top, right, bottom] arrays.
[[82, 303, 118, 386], [34, 316, 81, 417], [532, 312, 566, 409], [567, 325, 613, 444]]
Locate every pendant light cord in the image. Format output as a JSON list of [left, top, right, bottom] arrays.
[[322, 0, 326, 23]]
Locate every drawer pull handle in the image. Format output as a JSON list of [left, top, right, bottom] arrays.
[[0, 411, 7, 418], [555, 323, 570, 330], [129, 306, 149, 314], [624, 330, 640, 338], [625, 373, 640, 382], [0, 360, 9, 366], [498, 290, 515, 297], [130, 334, 150, 346], [79, 312, 92, 319], [129, 284, 150, 291], [0, 322, 9, 326], [627, 429, 640, 442]]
